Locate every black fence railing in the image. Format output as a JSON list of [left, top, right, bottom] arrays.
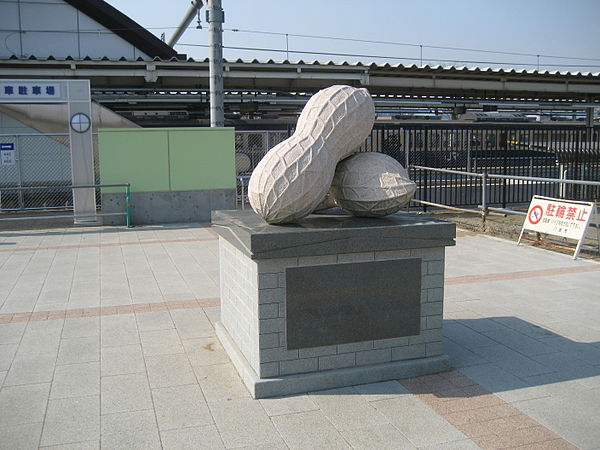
[[365, 123, 600, 208], [234, 123, 600, 209]]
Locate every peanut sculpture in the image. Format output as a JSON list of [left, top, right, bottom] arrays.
[[248, 85, 376, 224], [331, 152, 416, 217]]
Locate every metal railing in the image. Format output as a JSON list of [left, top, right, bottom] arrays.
[[0, 183, 132, 227], [410, 165, 600, 217], [237, 175, 251, 210]]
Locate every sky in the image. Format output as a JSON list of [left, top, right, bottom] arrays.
[[104, 0, 600, 72]]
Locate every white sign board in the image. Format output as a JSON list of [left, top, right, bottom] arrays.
[[0, 81, 64, 102], [0, 143, 15, 166], [518, 195, 598, 259]]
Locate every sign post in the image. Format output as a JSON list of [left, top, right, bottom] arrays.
[[518, 195, 599, 259], [0, 79, 96, 224]]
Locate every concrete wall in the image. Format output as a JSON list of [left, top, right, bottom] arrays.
[[99, 127, 236, 224]]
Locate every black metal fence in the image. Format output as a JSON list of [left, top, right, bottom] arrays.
[[234, 123, 600, 209], [364, 123, 600, 208]]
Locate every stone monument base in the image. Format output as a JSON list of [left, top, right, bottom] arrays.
[[216, 321, 450, 398], [212, 210, 456, 399]]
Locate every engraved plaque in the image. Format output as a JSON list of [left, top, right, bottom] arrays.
[[286, 259, 421, 350]]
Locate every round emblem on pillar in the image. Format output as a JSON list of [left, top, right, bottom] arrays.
[[70, 113, 91, 133]]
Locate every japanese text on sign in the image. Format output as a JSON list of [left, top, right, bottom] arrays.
[[0, 143, 16, 166], [0, 82, 61, 100], [523, 195, 594, 241]]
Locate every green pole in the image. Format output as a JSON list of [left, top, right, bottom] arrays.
[[125, 184, 133, 228]]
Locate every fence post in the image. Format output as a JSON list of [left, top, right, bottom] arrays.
[[15, 136, 25, 209], [467, 130, 472, 172], [125, 184, 133, 228], [240, 176, 246, 210], [481, 170, 488, 220]]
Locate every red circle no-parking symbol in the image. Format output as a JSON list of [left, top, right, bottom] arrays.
[[528, 205, 543, 225]]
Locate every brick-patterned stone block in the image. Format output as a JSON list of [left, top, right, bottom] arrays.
[[392, 344, 426, 361], [319, 352, 356, 371], [356, 348, 392, 366], [280, 357, 319, 375]]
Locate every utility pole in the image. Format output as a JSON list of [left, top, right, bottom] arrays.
[[207, 0, 224, 127]]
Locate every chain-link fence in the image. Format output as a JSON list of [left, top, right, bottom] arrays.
[[235, 131, 290, 207], [0, 132, 101, 212], [234, 130, 290, 175]]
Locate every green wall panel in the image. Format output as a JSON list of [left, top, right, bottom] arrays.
[[169, 128, 235, 191], [99, 127, 235, 193], [99, 129, 169, 193]]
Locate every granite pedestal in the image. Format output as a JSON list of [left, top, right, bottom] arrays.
[[212, 209, 456, 398]]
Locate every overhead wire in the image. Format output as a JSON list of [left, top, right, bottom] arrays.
[[176, 43, 600, 68], [4, 12, 598, 68], [223, 28, 600, 63]]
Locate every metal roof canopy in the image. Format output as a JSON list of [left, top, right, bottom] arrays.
[[2, 59, 599, 126], [1, 58, 599, 103]]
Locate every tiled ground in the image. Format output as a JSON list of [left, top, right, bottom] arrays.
[[0, 223, 598, 449]]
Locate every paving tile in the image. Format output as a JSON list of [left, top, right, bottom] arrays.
[[482, 328, 555, 357], [203, 306, 220, 326], [0, 322, 27, 344], [182, 337, 230, 367], [145, 353, 196, 389], [373, 396, 466, 447], [443, 322, 498, 351], [208, 397, 286, 448], [417, 438, 482, 449], [444, 339, 494, 368], [0, 382, 50, 428], [40, 395, 100, 447], [56, 337, 99, 365], [341, 423, 416, 449], [3, 351, 56, 386], [100, 344, 145, 377], [352, 380, 411, 402], [193, 363, 250, 402], [160, 424, 225, 450], [100, 315, 140, 348], [0, 343, 18, 371], [39, 439, 100, 449], [61, 317, 100, 339], [458, 363, 531, 394], [259, 394, 319, 417], [309, 386, 390, 431], [140, 328, 184, 356], [50, 362, 100, 399], [514, 395, 600, 449], [152, 384, 213, 431], [271, 410, 351, 450], [0, 421, 44, 450], [100, 372, 153, 415], [470, 344, 555, 378], [19, 321, 63, 356], [169, 308, 214, 339], [135, 311, 174, 331], [100, 410, 161, 450]]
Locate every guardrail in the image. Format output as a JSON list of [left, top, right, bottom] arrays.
[[410, 165, 600, 218], [0, 183, 132, 227]]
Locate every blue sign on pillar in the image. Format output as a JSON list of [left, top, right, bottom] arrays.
[[0, 142, 16, 166]]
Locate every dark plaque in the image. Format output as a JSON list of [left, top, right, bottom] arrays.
[[286, 259, 421, 350]]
